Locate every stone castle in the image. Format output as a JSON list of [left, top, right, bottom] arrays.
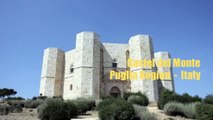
[[39, 31, 175, 102]]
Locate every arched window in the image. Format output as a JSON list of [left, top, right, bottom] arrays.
[[70, 65, 74, 73], [112, 58, 117, 68]]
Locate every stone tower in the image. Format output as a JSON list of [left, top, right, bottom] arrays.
[[154, 52, 175, 92], [74, 32, 101, 98], [129, 35, 159, 101], [39, 48, 64, 97]]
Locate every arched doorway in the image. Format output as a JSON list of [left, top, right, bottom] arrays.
[[110, 86, 121, 97]]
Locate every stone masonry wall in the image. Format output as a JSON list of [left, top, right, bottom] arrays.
[[101, 43, 129, 97], [63, 49, 81, 99], [75, 32, 101, 98], [154, 52, 175, 92], [39, 48, 64, 97]]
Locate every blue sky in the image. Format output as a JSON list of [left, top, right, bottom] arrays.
[[0, 0, 212, 99]]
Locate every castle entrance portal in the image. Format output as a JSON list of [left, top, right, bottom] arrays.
[[110, 86, 121, 97]]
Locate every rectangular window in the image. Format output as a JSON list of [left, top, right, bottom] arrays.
[[70, 84, 72, 90], [112, 63, 117, 68]]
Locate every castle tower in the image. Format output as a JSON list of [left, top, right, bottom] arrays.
[[154, 52, 175, 92], [75, 32, 101, 99], [39, 48, 65, 97], [129, 35, 159, 101]]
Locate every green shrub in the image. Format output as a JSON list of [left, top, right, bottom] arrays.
[[7, 100, 24, 112], [192, 95, 203, 102], [11, 104, 22, 113], [164, 102, 185, 117], [123, 92, 132, 100], [37, 103, 48, 120], [180, 93, 202, 103], [38, 99, 67, 120], [86, 97, 96, 109], [157, 89, 174, 109], [0, 102, 23, 115], [24, 99, 44, 108], [0, 104, 11, 115], [53, 96, 63, 100], [196, 103, 213, 120], [76, 97, 95, 110], [97, 98, 121, 110], [204, 94, 213, 104], [98, 99, 135, 120], [32, 96, 37, 100], [5, 97, 25, 101], [158, 89, 202, 109], [124, 92, 147, 100], [73, 99, 89, 115], [183, 103, 197, 119], [101, 96, 114, 100], [64, 101, 78, 118], [128, 95, 149, 106], [97, 98, 112, 110], [133, 104, 157, 120], [37, 96, 47, 100], [38, 98, 77, 120], [164, 102, 197, 119], [7, 100, 25, 107]]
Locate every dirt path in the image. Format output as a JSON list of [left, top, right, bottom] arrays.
[[0, 109, 98, 120], [0, 108, 38, 120]]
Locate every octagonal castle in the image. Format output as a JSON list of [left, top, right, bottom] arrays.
[[39, 31, 175, 101]]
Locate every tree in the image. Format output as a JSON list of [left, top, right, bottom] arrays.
[[0, 88, 17, 100], [0, 88, 7, 100], [7, 89, 17, 98]]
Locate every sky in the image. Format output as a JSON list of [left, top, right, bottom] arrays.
[[0, 0, 212, 99]]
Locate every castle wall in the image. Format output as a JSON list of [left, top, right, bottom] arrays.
[[129, 35, 159, 101], [39, 48, 64, 97], [100, 43, 129, 97], [63, 49, 81, 99], [104, 81, 128, 97], [102, 43, 129, 68]]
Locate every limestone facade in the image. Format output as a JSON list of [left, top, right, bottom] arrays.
[[39, 31, 175, 101]]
